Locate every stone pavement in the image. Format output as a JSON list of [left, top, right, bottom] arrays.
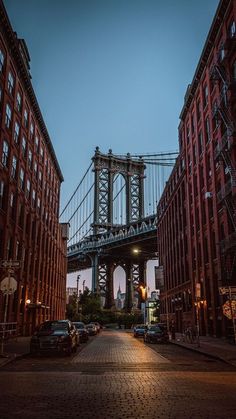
[[73, 329, 169, 364], [1, 329, 236, 369], [0, 336, 30, 367], [171, 332, 236, 367]]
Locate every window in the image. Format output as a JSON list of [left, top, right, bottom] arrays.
[[205, 117, 210, 143], [35, 136, 39, 152], [32, 189, 36, 207], [19, 168, 25, 190], [186, 125, 190, 144], [198, 131, 203, 155], [37, 197, 41, 210], [34, 161, 38, 177], [26, 179, 31, 199], [40, 146, 44, 159], [229, 21, 236, 38], [14, 121, 20, 143], [2, 140, 9, 167], [16, 92, 22, 112], [0, 181, 4, 209], [39, 170, 42, 186], [7, 71, 14, 94], [23, 109, 28, 127], [6, 237, 13, 259], [191, 114, 195, 135], [9, 192, 16, 218], [30, 122, 34, 138], [0, 49, 4, 72], [233, 61, 236, 82], [0, 86, 2, 102], [197, 100, 201, 121], [203, 85, 208, 108], [28, 149, 33, 169], [11, 156, 17, 179], [193, 143, 197, 165], [5, 104, 12, 128], [21, 136, 27, 158]]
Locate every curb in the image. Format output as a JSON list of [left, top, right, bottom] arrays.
[[170, 339, 235, 367], [0, 352, 29, 368]]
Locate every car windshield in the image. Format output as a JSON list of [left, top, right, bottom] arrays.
[[39, 322, 68, 331], [73, 323, 85, 329], [148, 326, 162, 332], [136, 325, 146, 329]]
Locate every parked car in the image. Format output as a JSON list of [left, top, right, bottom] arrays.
[[72, 322, 89, 343], [89, 322, 101, 333], [30, 320, 78, 356], [86, 323, 97, 336], [143, 324, 169, 344], [133, 324, 147, 338]]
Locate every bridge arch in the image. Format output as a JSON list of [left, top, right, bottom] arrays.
[[112, 173, 126, 225]]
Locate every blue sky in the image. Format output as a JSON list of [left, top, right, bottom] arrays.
[[4, 0, 219, 293]]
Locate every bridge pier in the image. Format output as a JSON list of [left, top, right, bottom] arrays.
[[104, 263, 115, 309]]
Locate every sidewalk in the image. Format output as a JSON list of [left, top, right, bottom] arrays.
[[171, 332, 236, 367], [0, 336, 30, 368]]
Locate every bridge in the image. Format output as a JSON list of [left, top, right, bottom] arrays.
[[60, 147, 178, 310]]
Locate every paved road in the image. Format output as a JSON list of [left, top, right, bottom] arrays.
[[1, 330, 236, 418]]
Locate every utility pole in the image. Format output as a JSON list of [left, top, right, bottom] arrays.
[[82, 280, 85, 293]]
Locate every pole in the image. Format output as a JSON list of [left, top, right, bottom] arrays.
[[1, 269, 10, 355], [229, 286, 236, 344]]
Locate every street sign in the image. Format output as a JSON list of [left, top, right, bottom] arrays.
[[223, 300, 236, 320], [0, 260, 21, 269], [0, 277, 17, 295], [219, 286, 236, 295]]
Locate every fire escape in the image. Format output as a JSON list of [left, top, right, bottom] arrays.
[[210, 25, 236, 283]]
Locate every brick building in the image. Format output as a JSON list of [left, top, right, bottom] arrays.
[[0, 1, 68, 335], [157, 0, 236, 338]]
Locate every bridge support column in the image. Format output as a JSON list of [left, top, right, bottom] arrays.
[[124, 263, 133, 312], [104, 263, 115, 309]]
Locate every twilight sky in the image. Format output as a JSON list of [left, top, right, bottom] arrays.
[[4, 0, 219, 294]]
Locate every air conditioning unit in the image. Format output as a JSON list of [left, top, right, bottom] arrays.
[[205, 192, 213, 199]]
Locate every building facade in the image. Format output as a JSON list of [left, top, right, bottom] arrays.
[[0, 1, 68, 335], [157, 0, 236, 338]]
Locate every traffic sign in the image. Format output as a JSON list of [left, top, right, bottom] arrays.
[[0, 260, 21, 269], [223, 300, 236, 320], [0, 277, 17, 295], [219, 286, 236, 295]]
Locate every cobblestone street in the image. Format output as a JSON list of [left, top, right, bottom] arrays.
[[1, 330, 236, 418]]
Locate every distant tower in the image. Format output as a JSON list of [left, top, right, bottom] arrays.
[[117, 284, 122, 309]]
